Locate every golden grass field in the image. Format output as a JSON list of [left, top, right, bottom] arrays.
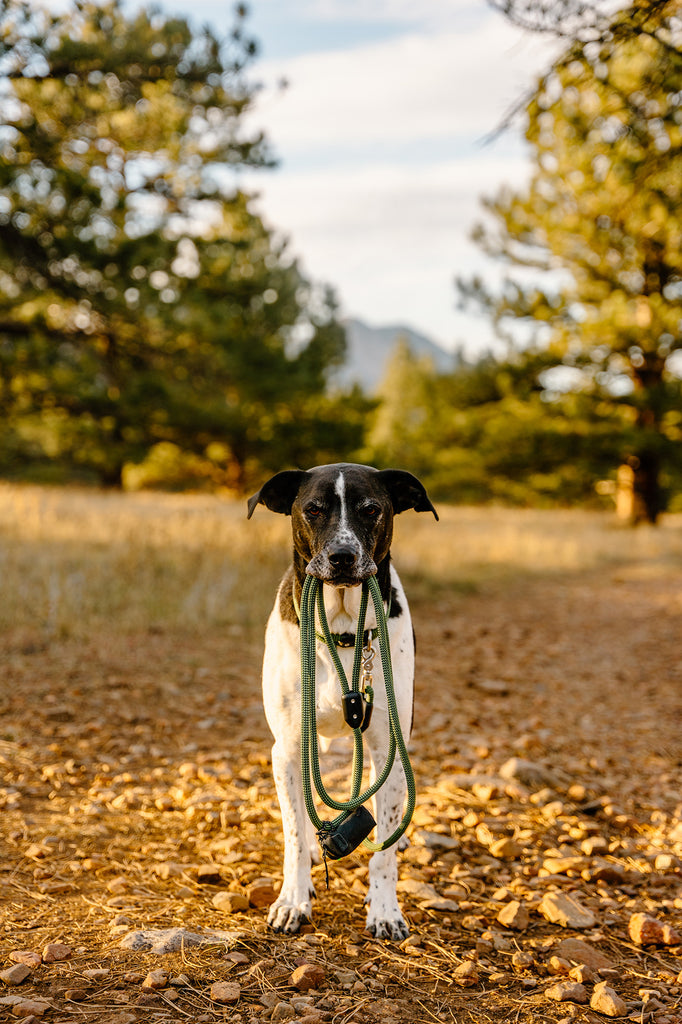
[[2, 482, 681, 637], [2, 483, 682, 1024]]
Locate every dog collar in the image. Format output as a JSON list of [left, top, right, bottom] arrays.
[[291, 584, 388, 648]]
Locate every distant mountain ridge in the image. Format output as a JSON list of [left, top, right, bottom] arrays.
[[333, 317, 454, 393]]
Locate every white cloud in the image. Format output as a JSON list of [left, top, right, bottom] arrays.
[[250, 20, 553, 153], [243, 154, 533, 349]]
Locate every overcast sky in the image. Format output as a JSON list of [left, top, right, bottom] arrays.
[[157, 0, 556, 353]]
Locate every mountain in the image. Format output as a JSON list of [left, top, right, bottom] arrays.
[[332, 318, 454, 393]]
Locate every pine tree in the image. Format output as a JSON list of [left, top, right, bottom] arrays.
[[460, 1, 682, 520], [0, 0, 346, 487]]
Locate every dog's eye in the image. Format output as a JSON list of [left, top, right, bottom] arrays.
[[362, 504, 381, 517], [305, 505, 324, 518]]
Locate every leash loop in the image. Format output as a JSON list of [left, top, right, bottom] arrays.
[[299, 573, 416, 855]]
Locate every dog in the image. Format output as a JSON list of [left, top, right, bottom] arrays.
[[247, 462, 437, 939]]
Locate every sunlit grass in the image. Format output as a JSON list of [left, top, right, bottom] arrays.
[[1, 483, 681, 636]]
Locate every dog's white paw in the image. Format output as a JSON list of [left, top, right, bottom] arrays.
[[267, 894, 313, 934], [365, 905, 409, 941]]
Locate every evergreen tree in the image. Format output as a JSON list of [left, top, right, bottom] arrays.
[[0, 0, 346, 487], [460, 1, 682, 520]]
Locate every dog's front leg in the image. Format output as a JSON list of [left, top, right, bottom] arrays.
[[268, 737, 315, 933], [364, 725, 410, 941]]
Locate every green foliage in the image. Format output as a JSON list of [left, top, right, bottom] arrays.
[[365, 341, 633, 507], [458, 1, 682, 519], [0, 0, 348, 488]]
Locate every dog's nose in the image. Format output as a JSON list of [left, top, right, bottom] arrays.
[[328, 545, 357, 569]]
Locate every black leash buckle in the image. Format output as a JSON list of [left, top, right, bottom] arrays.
[[319, 806, 376, 861], [342, 692, 373, 732]]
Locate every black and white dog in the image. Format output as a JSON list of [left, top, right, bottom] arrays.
[[247, 463, 437, 939]]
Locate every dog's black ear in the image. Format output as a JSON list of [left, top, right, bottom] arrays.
[[247, 470, 310, 519], [376, 469, 439, 520]]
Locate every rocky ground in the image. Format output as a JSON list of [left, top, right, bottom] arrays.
[[1, 560, 682, 1023]]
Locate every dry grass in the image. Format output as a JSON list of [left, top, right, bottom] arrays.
[[1, 482, 681, 636]]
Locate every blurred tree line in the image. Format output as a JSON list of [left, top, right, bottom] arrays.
[[0, 0, 680, 518]]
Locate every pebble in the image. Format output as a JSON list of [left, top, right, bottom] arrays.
[[497, 900, 529, 930], [41, 942, 72, 963], [538, 892, 596, 929], [548, 956, 571, 976], [499, 757, 560, 789], [0, 965, 31, 985], [8, 953, 42, 968], [421, 896, 459, 912], [555, 938, 614, 971], [196, 864, 222, 885], [272, 1001, 295, 1021], [628, 912, 681, 946], [546, 981, 588, 1004], [210, 981, 240, 1004], [489, 836, 523, 860], [291, 963, 326, 991], [141, 969, 169, 991], [396, 879, 440, 901], [247, 878, 278, 908], [212, 890, 250, 913], [118, 927, 242, 954], [511, 951, 535, 971], [590, 980, 627, 1017], [453, 961, 479, 987]]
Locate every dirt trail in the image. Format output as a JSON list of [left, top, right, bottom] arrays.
[[1, 564, 681, 1023]]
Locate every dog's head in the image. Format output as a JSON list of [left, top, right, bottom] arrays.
[[247, 463, 437, 586]]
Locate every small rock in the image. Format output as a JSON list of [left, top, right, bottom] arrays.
[[272, 1001, 295, 1021], [414, 830, 460, 851], [499, 757, 560, 789], [541, 856, 586, 876], [555, 938, 614, 971], [291, 963, 326, 991], [0, 965, 31, 985], [65, 988, 89, 1001], [453, 961, 479, 987], [119, 927, 241, 954], [547, 956, 571, 976], [154, 862, 185, 879], [654, 853, 679, 872], [196, 864, 222, 885], [41, 942, 72, 963], [497, 900, 529, 931], [210, 981, 240, 1004], [569, 964, 594, 984], [539, 892, 596, 929], [489, 837, 523, 860], [628, 912, 681, 947], [590, 980, 627, 1017], [546, 981, 588, 1004], [8, 952, 41, 968], [142, 970, 169, 991], [225, 951, 249, 964], [211, 891, 249, 913], [511, 951, 535, 971], [82, 968, 110, 980], [247, 878, 278, 908], [421, 897, 459, 912], [396, 879, 440, 901], [9, 1000, 51, 1017]]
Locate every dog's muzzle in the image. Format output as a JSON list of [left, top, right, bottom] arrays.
[[306, 543, 377, 584]]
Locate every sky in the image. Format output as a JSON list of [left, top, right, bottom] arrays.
[[157, 0, 557, 354]]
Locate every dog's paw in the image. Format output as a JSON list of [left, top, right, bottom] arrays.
[[365, 907, 409, 942], [267, 896, 313, 934]]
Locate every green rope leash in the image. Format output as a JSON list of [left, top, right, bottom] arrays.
[[299, 572, 416, 855]]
